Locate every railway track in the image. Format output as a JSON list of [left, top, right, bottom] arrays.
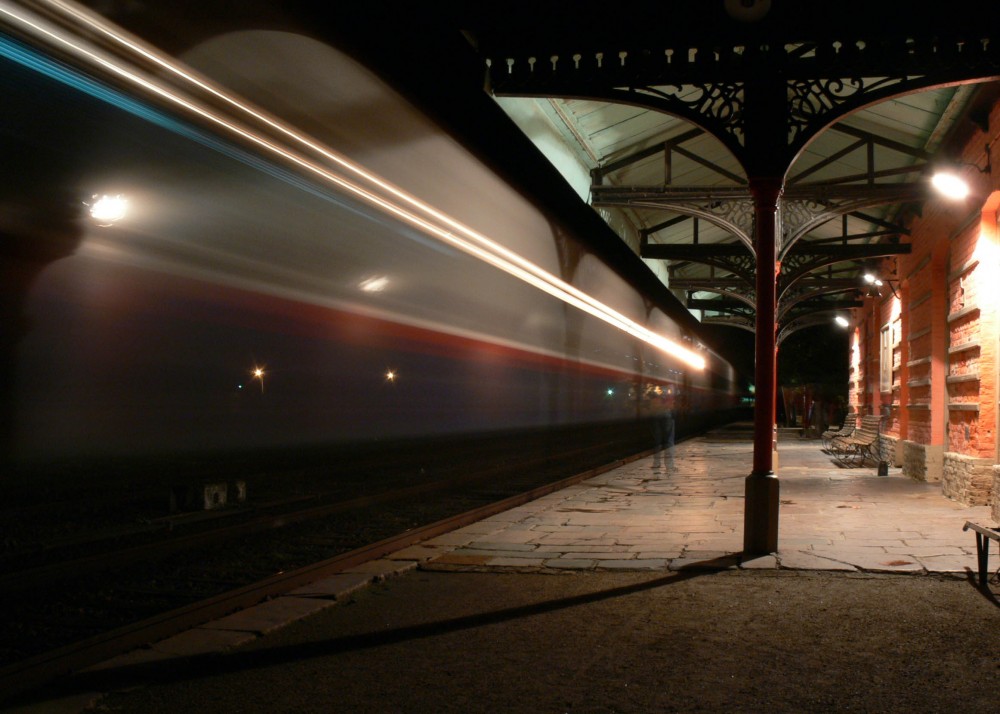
[[0, 430, 669, 703], [0, 437, 629, 595]]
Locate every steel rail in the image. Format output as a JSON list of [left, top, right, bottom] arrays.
[[0, 448, 652, 703], [0, 438, 622, 596]]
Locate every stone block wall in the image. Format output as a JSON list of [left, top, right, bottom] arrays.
[[942, 452, 993, 506], [879, 433, 898, 466], [992, 466, 1000, 522], [903, 440, 943, 482]]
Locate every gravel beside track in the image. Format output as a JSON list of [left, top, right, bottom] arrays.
[[0, 422, 675, 669]]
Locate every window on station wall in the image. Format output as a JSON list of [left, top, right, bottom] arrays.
[[880, 324, 892, 393]]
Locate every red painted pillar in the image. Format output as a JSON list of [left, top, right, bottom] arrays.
[[744, 176, 782, 556]]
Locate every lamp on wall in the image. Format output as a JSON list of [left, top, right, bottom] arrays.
[[863, 272, 899, 299], [930, 143, 992, 200], [863, 273, 882, 298]]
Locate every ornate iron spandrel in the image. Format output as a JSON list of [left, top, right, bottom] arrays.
[[702, 313, 756, 334], [591, 185, 755, 250], [778, 295, 864, 325], [779, 243, 911, 297], [787, 76, 913, 150], [779, 184, 924, 256], [778, 312, 855, 346], [670, 278, 755, 308], [643, 243, 756, 284], [777, 278, 862, 319], [624, 82, 745, 150]]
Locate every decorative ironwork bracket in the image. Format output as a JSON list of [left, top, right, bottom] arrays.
[[669, 277, 755, 307], [643, 243, 756, 284], [777, 278, 862, 320], [702, 313, 756, 333], [779, 243, 912, 297], [779, 184, 924, 256], [592, 185, 755, 250]]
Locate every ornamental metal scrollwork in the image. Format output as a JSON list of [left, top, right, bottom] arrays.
[[779, 247, 835, 278], [702, 314, 756, 333], [702, 287, 756, 308], [787, 76, 909, 147], [780, 198, 832, 249], [703, 197, 755, 240], [632, 83, 745, 146], [703, 253, 756, 285], [661, 198, 754, 248], [674, 258, 754, 285], [778, 314, 844, 346]]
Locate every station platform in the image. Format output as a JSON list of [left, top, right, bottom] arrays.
[[410, 424, 993, 576], [14, 426, 1000, 713]]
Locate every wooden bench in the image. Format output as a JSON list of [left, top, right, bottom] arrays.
[[963, 521, 1000, 587], [821, 415, 855, 450], [830, 415, 882, 467]]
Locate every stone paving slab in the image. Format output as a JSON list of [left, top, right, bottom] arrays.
[[287, 572, 374, 599], [145, 627, 258, 656], [202, 596, 335, 635], [341, 558, 418, 579], [776, 550, 858, 571], [385, 544, 451, 561]]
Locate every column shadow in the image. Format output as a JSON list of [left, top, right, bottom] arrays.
[[29, 555, 743, 702]]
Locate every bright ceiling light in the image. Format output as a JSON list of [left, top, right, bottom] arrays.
[[834, 316, 849, 328], [931, 171, 971, 200]]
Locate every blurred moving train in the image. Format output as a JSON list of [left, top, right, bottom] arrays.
[[0, 4, 743, 483]]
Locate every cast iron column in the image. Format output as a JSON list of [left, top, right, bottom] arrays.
[[743, 176, 782, 555]]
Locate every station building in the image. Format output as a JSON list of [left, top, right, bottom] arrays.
[[847, 96, 1000, 521]]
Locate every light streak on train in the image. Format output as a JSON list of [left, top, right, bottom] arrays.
[[0, 0, 706, 370]]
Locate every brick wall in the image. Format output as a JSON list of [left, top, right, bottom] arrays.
[[946, 219, 993, 459], [841, 101, 1000, 511], [903, 254, 934, 446]]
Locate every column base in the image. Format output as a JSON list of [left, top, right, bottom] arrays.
[[743, 471, 779, 555]]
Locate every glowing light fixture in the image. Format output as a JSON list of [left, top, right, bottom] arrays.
[[252, 366, 265, 393], [862, 271, 899, 299], [385, 370, 396, 382], [930, 143, 991, 200], [863, 272, 883, 298], [88, 193, 128, 225], [931, 172, 971, 200], [834, 316, 849, 328]]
